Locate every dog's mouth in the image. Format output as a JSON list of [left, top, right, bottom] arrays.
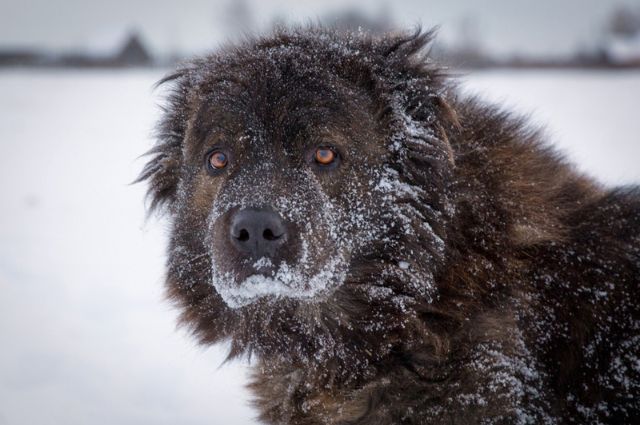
[[229, 257, 281, 283], [210, 250, 350, 309], [251, 256, 277, 275]]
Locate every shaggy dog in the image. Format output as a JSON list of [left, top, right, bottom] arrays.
[[138, 26, 640, 424]]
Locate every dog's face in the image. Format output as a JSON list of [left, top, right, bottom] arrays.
[[142, 28, 455, 367], [178, 66, 394, 308]]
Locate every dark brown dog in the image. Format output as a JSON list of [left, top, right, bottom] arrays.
[[138, 26, 640, 424]]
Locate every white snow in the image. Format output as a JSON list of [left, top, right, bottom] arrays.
[[252, 257, 273, 269], [213, 253, 349, 309], [0, 68, 638, 425], [0, 69, 256, 425]]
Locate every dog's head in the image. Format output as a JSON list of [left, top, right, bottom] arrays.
[[140, 26, 456, 372]]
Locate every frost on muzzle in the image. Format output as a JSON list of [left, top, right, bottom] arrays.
[[205, 166, 353, 308]]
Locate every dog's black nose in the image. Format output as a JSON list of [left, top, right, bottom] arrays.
[[230, 208, 287, 259]]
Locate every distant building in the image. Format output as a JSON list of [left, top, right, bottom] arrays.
[[0, 49, 45, 66], [114, 33, 152, 66], [0, 30, 154, 68]]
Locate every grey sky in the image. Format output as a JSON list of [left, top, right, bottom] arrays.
[[1, 0, 639, 57]]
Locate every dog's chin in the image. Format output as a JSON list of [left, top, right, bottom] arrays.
[[211, 269, 329, 309], [210, 254, 350, 309]]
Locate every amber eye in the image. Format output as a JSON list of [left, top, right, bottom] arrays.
[[208, 151, 228, 170], [314, 147, 336, 165]]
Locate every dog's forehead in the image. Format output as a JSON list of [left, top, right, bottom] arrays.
[[188, 80, 372, 159], [181, 45, 389, 169], [199, 77, 351, 125], [192, 45, 372, 116], [188, 100, 347, 162]]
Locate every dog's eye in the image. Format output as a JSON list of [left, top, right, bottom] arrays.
[[205, 150, 229, 173], [210, 152, 228, 168], [314, 147, 336, 166]]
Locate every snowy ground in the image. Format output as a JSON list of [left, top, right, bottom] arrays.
[[0, 69, 638, 425]]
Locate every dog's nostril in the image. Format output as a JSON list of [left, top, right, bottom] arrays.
[[263, 228, 281, 241], [237, 229, 250, 242]]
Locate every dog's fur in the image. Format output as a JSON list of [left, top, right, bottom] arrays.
[[139, 26, 640, 424]]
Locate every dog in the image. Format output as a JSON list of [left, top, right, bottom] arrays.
[[138, 26, 640, 424]]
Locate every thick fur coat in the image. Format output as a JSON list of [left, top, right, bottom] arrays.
[[138, 26, 640, 424]]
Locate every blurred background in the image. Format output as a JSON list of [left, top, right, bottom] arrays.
[[3, 0, 640, 68], [1, 1, 639, 424]]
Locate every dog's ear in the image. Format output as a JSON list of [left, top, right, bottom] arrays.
[[373, 27, 457, 126], [370, 27, 459, 164], [136, 69, 192, 214], [366, 27, 458, 227]]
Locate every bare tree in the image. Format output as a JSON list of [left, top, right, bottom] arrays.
[[607, 5, 640, 38]]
